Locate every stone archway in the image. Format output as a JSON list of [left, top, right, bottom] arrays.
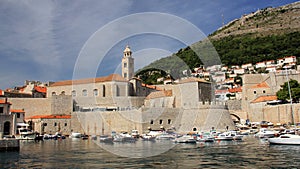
[[3, 121, 10, 135], [230, 114, 241, 123]]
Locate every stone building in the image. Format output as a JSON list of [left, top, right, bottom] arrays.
[[8, 45, 235, 135], [122, 45, 134, 81], [242, 71, 300, 124], [0, 99, 14, 137]]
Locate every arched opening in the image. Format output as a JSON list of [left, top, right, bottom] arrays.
[[193, 127, 197, 131], [3, 121, 10, 135], [230, 114, 241, 123]]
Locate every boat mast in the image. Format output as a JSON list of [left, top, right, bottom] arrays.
[[285, 68, 294, 125]]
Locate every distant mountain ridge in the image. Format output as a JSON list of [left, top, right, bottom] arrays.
[[136, 1, 300, 83]]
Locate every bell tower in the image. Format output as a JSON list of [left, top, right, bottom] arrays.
[[122, 45, 134, 80]]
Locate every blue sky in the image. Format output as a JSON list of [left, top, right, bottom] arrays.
[[0, 0, 298, 89]]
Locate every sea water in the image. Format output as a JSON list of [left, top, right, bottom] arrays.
[[1, 136, 300, 168]]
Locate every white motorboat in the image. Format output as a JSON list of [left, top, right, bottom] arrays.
[[99, 135, 113, 143], [215, 132, 234, 141], [70, 132, 82, 138], [140, 134, 156, 141], [197, 132, 215, 142], [156, 133, 175, 140], [174, 135, 196, 144], [269, 134, 300, 145], [15, 123, 36, 140], [255, 128, 278, 138]]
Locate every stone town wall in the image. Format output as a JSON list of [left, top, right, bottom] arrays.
[[51, 95, 73, 115], [249, 103, 300, 124], [8, 98, 51, 118], [226, 100, 242, 110], [70, 105, 235, 136]]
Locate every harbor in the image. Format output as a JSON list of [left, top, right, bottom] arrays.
[[1, 131, 300, 168]]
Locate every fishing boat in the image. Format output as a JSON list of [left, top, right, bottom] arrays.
[[269, 134, 300, 145], [99, 135, 113, 143], [255, 128, 278, 138], [70, 132, 82, 138]]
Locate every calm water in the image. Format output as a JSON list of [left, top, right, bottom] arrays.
[[1, 136, 300, 168]]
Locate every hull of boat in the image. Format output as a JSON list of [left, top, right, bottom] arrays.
[[269, 138, 300, 145]]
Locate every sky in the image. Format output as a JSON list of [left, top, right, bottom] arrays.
[[0, 0, 298, 89]]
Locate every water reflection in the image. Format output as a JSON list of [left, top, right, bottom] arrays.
[[1, 137, 300, 168]]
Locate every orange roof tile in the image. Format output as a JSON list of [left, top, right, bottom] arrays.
[[50, 74, 126, 87], [251, 95, 277, 103], [146, 90, 173, 99], [0, 89, 3, 96], [228, 87, 242, 93], [141, 83, 162, 90], [10, 109, 25, 113], [26, 115, 71, 119], [0, 100, 11, 105], [250, 82, 270, 89], [34, 86, 47, 93]]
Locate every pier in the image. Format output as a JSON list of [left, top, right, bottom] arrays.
[[0, 137, 20, 151]]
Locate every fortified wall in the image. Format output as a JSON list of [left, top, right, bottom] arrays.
[[71, 102, 235, 136]]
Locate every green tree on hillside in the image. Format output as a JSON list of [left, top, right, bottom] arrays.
[[276, 79, 300, 103]]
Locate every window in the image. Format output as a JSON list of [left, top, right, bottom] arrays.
[[52, 92, 56, 96], [193, 127, 197, 131], [82, 89, 87, 96], [263, 90, 266, 93], [43, 123, 47, 126], [93, 89, 98, 97], [124, 73, 127, 78], [124, 62, 127, 68], [0, 107, 3, 113], [159, 119, 163, 125], [64, 123, 67, 127], [61, 91, 65, 95], [150, 120, 154, 124], [72, 90, 76, 97], [17, 113, 20, 118], [168, 119, 172, 124], [253, 91, 256, 94], [103, 85, 106, 97], [54, 122, 57, 126], [116, 85, 120, 97]]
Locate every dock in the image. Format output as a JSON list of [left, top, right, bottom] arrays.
[[0, 139, 20, 151]]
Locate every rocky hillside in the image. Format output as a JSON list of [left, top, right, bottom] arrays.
[[210, 1, 300, 40], [136, 1, 300, 84]]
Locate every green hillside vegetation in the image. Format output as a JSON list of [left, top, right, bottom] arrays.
[[136, 2, 300, 84]]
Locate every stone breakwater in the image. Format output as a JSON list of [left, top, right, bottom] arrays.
[[0, 139, 20, 151]]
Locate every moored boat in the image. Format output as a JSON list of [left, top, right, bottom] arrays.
[[269, 134, 300, 145], [15, 123, 36, 140], [174, 135, 196, 144]]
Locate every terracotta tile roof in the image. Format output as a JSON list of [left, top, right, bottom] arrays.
[[179, 77, 210, 84], [141, 83, 162, 90], [0, 100, 11, 105], [215, 89, 228, 94], [146, 90, 172, 99], [50, 74, 126, 87], [228, 87, 242, 93], [10, 109, 25, 113], [26, 115, 71, 119], [34, 86, 47, 93], [0, 89, 3, 96], [250, 82, 270, 89], [251, 95, 277, 103]]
